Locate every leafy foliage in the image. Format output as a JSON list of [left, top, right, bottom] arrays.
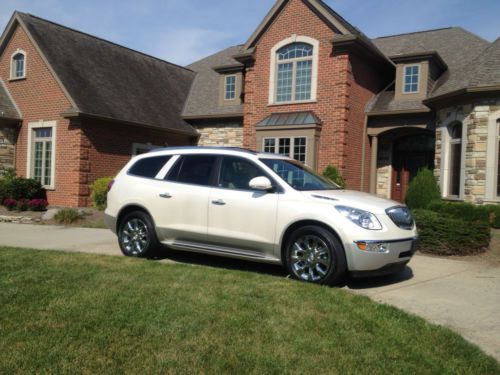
[[413, 209, 490, 255], [91, 176, 114, 210], [322, 165, 346, 189], [54, 208, 81, 224], [427, 201, 500, 229], [405, 168, 441, 209]]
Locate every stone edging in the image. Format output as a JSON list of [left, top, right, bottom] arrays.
[[0, 215, 41, 224]]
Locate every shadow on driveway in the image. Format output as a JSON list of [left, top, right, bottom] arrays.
[[151, 246, 414, 288]]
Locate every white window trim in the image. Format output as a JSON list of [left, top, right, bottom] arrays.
[[262, 136, 308, 165], [131, 142, 162, 156], [27, 120, 56, 190], [402, 63, 420, 94], [440, 116, 467, 199], [224, 74, 237, 101], [485, 109, 500, 201], [268, 35, 319, 105], [10, 49, 27, 80]]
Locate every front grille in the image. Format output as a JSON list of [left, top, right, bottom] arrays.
[[386, 206, 414, 230]]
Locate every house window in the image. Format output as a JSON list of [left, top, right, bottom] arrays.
[[263, 137, 307, 163], [448, 122, 462, 197], [10, 51, 26, 79], [224, 75, 236, 100], [276, 43, 313, 103], [31, 126, 55, 188], [403, 65, 419, 93]]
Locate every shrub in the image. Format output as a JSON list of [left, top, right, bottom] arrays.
[[0, 167, 16, 180], [3, 198, 17, 211], [405, 168, 441, 209], [2, 177, 44, 201], [54, 208, 81, 225], [27, 199, 48, 212], [413, 209, 490, 256], [15, 199, 29, 212], [91, 176, 114, 210], [322, 165, 346, 189], [427, 200, 489, 224]]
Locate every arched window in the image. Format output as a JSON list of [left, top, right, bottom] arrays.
[[11, 51, 26, 79], [275, 43, 313, 103], [448, 122, 462, 196]]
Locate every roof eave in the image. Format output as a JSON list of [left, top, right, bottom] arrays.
[[62, 110, 199, 137], [182, 113, 244, 121], [366, 108, 431, 116], [424, 86, 500, 106], [212, 64, 245, 74], [389, 50, 448, 71]]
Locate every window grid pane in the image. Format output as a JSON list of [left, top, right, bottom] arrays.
[[497, 138, 500, 196], [278, 138, 290, 156], [293, 137, 306, 163], [44, 141, 52, 186], [276, 63, 293, 102], [33, 142, 43, 183], [13, 54, 25, 78], [295, 60, 312, 101], [277, 43, 313, 60], [264, 138, 276, 153], [403, 66, 419, 93], [225, 75, 236, 100], [32, 127, 53, 187]]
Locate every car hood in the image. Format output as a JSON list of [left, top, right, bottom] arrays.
[[304, 190, 402, 214]]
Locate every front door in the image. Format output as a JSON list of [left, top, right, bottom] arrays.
[[391, 134, 435, 202]]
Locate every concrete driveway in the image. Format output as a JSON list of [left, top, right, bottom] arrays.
[[1, 222, 499, 362]]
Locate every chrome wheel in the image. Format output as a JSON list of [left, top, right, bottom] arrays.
[[290, 235, 332, 282], [120, 218, 150, 256]]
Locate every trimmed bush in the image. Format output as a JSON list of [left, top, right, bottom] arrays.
[[91, 176, 114, 210], [405, 168, 441, 209], [413, 209, 490, 256], [3, 177, 44, 201], [54, 208, 81, 224], [427, 200, 500, 228], [322, 165, 346, 189]]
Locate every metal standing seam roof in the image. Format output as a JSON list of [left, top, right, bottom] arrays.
[[257, 111, 322, 127]]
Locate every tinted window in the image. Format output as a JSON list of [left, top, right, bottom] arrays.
[[219, 156, 263, 191], [167, 155, 217, 186], [128, 155, 171, 178]]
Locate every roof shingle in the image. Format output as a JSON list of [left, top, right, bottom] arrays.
[[0, 79, 21, 120]]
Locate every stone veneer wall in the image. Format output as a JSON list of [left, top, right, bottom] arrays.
[[192, 119, 243, 147], [435, 99, 500, 203], [376, 138, 392, 198], [0, 126, 16, 170]]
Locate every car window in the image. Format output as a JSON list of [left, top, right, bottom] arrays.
[[128, 155, 172, 178], [218, 156, 264, 191], [166, 154, 217, 186]]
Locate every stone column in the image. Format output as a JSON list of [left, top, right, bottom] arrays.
[[369, 135, 378, 194]]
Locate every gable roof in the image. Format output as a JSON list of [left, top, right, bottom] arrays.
[[368, 27, 491, 113], [182, 45, 244, 119], [242, 0, 391, 68], [1, 12, 198, 136], [0, 79, 21, 120]]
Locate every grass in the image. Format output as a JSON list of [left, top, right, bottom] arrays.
[[81, 219, 107, 229], [0, 248, 498, 374]]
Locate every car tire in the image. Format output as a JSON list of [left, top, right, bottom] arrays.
[[284, 225, 347, 286], [118, 211, 159, 258]]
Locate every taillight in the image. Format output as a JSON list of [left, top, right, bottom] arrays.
[[107, 179, 115, 191]]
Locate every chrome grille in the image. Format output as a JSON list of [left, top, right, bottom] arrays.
[[386, 206, 414, 230]]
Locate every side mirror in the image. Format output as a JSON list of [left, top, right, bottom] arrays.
[[249, 176, 274, 191]]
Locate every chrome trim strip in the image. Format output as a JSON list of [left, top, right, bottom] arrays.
[[354, 237, 418, 245]]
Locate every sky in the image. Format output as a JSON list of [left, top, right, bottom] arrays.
[[1, 0, 499, 66]]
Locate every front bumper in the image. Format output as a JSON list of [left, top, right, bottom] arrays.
[[346, 237, 418, 272]]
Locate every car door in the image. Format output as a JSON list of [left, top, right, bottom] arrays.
[[152, 154, 217, 243], [207, 155, 279, 256]]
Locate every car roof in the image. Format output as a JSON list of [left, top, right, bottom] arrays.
[[145, 146, 291, 160]]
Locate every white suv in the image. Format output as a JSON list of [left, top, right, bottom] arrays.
[[105, 147, 417, 285]]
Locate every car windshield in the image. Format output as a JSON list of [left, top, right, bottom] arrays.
[[260, 158, 340, 191]]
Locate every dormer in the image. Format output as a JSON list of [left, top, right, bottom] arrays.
[[391, 51, 447, 101], [213, 64, 245, 107]]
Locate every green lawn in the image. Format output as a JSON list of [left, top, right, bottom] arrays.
[[0, 247, 498, 374]]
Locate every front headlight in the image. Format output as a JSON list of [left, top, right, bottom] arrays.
[[335, 205, 382, 230]]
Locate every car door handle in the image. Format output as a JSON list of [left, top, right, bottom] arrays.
[[211, 199, 226, 206], [159, 192, 172, 199]]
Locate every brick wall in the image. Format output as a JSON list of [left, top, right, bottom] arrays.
[[242, 0, 385, 190], [0, 23, 80, 206]]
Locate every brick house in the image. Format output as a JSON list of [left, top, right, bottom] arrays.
[[0, 12, 198, 206], [189, 0, 500, 204], [1, 1, 499, 207]]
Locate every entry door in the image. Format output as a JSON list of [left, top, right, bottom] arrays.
[[391, 134, 435, 202], [207, 156, 278, 255]]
